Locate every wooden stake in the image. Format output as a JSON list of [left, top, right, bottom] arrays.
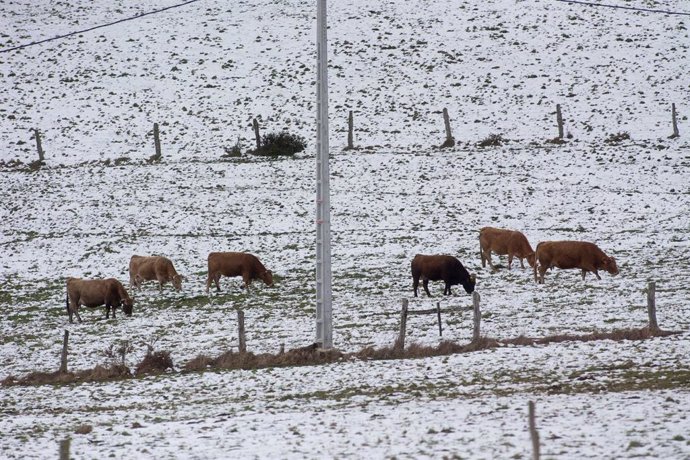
[[252, 118, 261, 150], [472, 291, 481, 342], [347, 110, 354, 149], [396, 299, 408, 350], [440, 108, 455, 148], [60, 330, 69, 373], [34, 128, 45, 162], [238, 309, 247, 353], [672, 103, 679, 138], [59, 438, 71, 460], [647, 281, 658, 331], [153, 123, 162, 160], [556, 104, 564, 139], [436, 302, 442, 337], [529, 401, 540, 460]]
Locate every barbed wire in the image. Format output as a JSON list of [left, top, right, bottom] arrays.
[[0, 0, 201, 54], [556, 0, 690, 16]]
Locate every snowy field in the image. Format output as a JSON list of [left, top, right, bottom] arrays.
[[1, 0, 689, 458]]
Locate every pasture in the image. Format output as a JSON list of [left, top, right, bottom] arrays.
[[1, 0, 690, 457]]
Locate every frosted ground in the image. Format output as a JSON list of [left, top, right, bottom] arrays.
[[1, 0, 689, 458]]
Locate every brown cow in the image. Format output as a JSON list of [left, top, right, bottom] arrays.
[[206, 252, 274, 293], [533, 241, 619, 284], [129, 255, 183, 292], [411, 254, 476, 297], [65, 277, 133, 323], [479, 227, 535, 270]]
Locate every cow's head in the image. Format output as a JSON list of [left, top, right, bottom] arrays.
[[462, 274, 477, 294], [172, 274, 183, 291], [527, 252, 536, 268], [261, 270, 274, 287], [603, 256, 619, 276], [122, 296, 134, 316]]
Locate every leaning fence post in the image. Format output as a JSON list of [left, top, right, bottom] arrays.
[[60, 330, 69, 373], [440, 108, 455, 148], [647, 281, 658, 332], [529, 401, 540, 460], [252, 118, 261, 150], [347, 110, 354, 150], [237, 309, 247, 353], [472, 291, 481, 342], [671, 103, 679, 138], [396, 299, 408, 350], [34, 128, 45, 162], [436, 302, 443, 337], [556, 104, 564, 139]]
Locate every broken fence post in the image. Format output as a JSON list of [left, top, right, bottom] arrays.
[[60, 330, 69, 373], [34, 128, 45, 162], [59, 438, 71, 460], [472, 291, 481, 342], [237, 309, 247, 353], [436, 302, 442, 337], [671, 103, 679, 138], [647, 281, 658, 331], [152, 122, 162, 161], [396, 298, 408, 350], [529, 401, 540, 460]]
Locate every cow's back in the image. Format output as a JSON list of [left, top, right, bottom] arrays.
[[208, 252, 254, 277], [537, 241, 601, 269]]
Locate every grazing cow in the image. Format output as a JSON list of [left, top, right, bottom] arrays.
[[533, 241, 619, 284], [479, 227, 536, 270], [65, 277, 133, 323], [411, 254, 476, 297], [129, 255, 183, 292], [206, 252, 274, 293]]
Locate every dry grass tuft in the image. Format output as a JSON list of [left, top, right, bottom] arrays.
[[74, 424, 93, 435], [135, 351, 174, 376]]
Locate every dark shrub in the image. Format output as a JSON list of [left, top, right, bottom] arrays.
[[253, 132, 307, 156]]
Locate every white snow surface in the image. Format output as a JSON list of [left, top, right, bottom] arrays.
[[1, 0, 690, 458]]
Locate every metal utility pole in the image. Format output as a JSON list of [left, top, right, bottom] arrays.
[[315, 0, 333, 349]]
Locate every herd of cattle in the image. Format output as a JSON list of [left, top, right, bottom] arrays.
[[64, 227, 619, 322]]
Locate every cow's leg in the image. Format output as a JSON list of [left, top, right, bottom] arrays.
[[480, 248, 486, 268], [538, 265, 548, 284], [444, 282, 452, 295], [422, 277, 432, 297], [157, 276, 165, 293], [205, 272, 213, 293], [508, 254, 513, 270], [485, 250, 495, 270], [412, 275, 420, 297], [214, 273, 222, 292], [519, 257, 525, 269], [593, 269, 601, 280]]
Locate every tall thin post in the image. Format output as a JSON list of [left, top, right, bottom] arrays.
[[441, 108, 455, 148], [237, 309, 247, 353], [396, 298, 408, 350], [671, 103, 679, 138], [252, 118, 261, 150], [60, 330, 69, 373], [647, 281, 658, 331], [34, 128, 45, 162], [153, 123, 162, 160], [436, 302, 442, 337], [529, 401, 540, 460], [347, 110, 354, 149], [472, 291, 481, 342], [59, 438, 71, 460], [315, 0, 333, 350], [556, 104, 564, 139]]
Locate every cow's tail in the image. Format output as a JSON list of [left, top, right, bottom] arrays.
[[65, 291, 70, 316], [533, 242, 542, 283]]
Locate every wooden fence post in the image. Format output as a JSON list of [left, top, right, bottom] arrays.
[[671, 103, 679, 138], [152, 123, 162, 161], [556, 104, 564, 139], [396, 299, 408, 350], [347, 110, 354, 149], [237, 309, 247, 353], [440, 108, 455, 148], [34, 128, 45, 162], [60, 330, 69, 373], [529, 401, 540, 460], [472, 291, 481, 342], [59, 438, 71, 460], [436, 302, 442, 337], [252, 118, 261, 150], [647, 281, 658, 331]]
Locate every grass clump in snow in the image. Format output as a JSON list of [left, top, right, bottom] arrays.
[[605, 131, 630, 144], [251, 132, 307, 157], [477, 133, 506, 147]]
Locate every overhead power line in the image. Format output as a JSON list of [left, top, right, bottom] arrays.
[[556, 0, 690, 16], [0, 0, 201, 54]]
